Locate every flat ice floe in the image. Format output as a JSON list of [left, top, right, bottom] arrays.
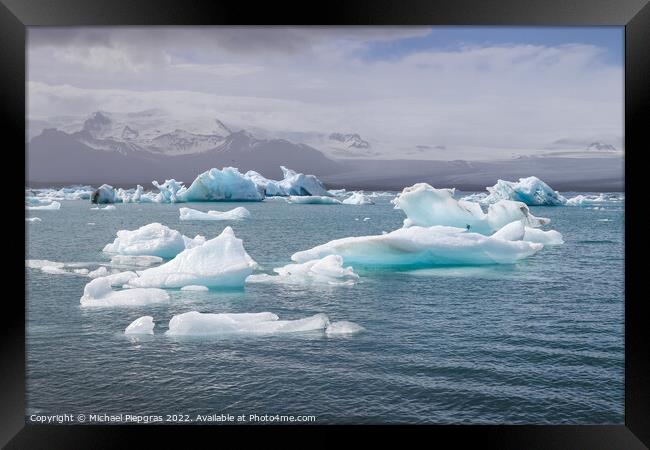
[[26, 201, 61, 210], [393, 183, 549, 234], [124, 316, 155, 335], [125, 226, 258, 289], [483, 177, 567, 206], [179, 206, 251, 221], [80, 277, 170, 307], [325, 321, 365, 336], [246, 255, 359, 286], [110, 255, 164, 267], [103, 223, 205, 258], [288, 195, 341, 205], [245, 166, 329, 197], [291, 225, 543, 267], [26, 185, 93, 202], [342, 192, 375, 205], [180, 285, 209, 291], [166, 311, 330, 336], [26, 217, 42, 222]]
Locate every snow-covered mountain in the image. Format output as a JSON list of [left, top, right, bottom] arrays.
[[585, 141, 618, 152], [326, 132, 378, 157]]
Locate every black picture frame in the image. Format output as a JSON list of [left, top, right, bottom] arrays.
[[4, 0, 648, 447]]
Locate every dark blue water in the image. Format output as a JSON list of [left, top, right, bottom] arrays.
[[25, 193, 624, 424]]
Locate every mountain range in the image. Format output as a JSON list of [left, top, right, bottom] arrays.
[[26, 111, 624, 191]]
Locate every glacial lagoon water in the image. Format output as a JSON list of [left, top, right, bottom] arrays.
[[25, 194, 624, 424]]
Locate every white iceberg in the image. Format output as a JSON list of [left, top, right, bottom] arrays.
[[326, 321, 365, 336], [124, 316, 155, 335], [291, 225, 543, 267], [26, 217, 42, 222], [245, 166, 330, 197], [342, 192, 375, 205], [27, 185, 94, 202], [116, 185, 145, 203], [80, 277, 169, 307], [179, 206, 251, 221], [393, 183, 549, 234], [288, 195, 341, 205], [246, 255, 359, 286], [110, 255, 164, 267], [91, 184, 118, 204], [26, 259, 64, 269], [151, 179, 186, 203], [103, 223, 205, 258], [26, 201, 61, 211], [177, 167, 264, 202], [483, 177, 567, 206], [166, 311, 330, 336], [180, 285, 209, 291], [125, 226, 257, 289], [74, 268, 90, 275], [565, 193, 621, 206]]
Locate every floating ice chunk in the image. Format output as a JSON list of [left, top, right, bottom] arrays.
[[326, 321, 365, 336], [104, 205, 116, 210], [523, 228, 564, 245], [151, 179, 186, 203], [26, 259, 65, 269], [80, 277, 169, 307], [328, 189, 347, 196], [179, 206, 251, 221], [245, 166, 330, 197], [74, 268, 90, 275], [178, 167, 264, 202], [292, 225, 543, 267], [491, 221, 564, 246], [392, 183, 549, 234], [103, 270, 138, 286], [124, 316, 155, 335], [126, 226, 257, 289], [166, 311, 330, 336], [88, 266, 110, 278], [41, 266, 73, 275], [483, 177, 567, 206], [363, 217, 371, 221], [26, 217, 42, 222], [288, 195, 341, 205], [103, 223, 205, 258], [116, 185, 144, 203], [565, 194, 614, 206], [246, 255, 359, 286], [27, 185, 94, 202], [342, 192, 375, 205], [26, 201, 61, 211], [110, 255, 163, 267], [87, 222, 96, 226], [91, 184, 117, 204], [181, 285, 209, 291]]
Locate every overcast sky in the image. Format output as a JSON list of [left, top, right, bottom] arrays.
[[27, 26, 624, 159]]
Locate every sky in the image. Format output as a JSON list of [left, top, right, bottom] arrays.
[[27, 26, 624, 160]]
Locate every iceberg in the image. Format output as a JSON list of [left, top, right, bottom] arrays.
[[326, 321, 365, 336], [110, 255, 163, 267], [342, 192, 375, 205], [483, 177, 567, 206], [116, 185, 146, 203], [245, 166, 330, 197], [103, 223, 205, 258], [26, 217, 42, 222], [80, 277, 169, 307], [26, 185, 94, 202], [178, 167, 264, 202], [246, 255, 359, 286], [91, 184, 118, 204], [393, 183, 549, 234], [151, 179, 186, 203], [179, 206, 251, 221], [124, 316, 155, 335], [565, 193, 616, 206], [26, 201, 61, 211], [166, 311, 330, 336], [180, 285, 209, 291], [288, 196, 341, 205], [125, 226, 258, 289], [291, 225, 543, 267]]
